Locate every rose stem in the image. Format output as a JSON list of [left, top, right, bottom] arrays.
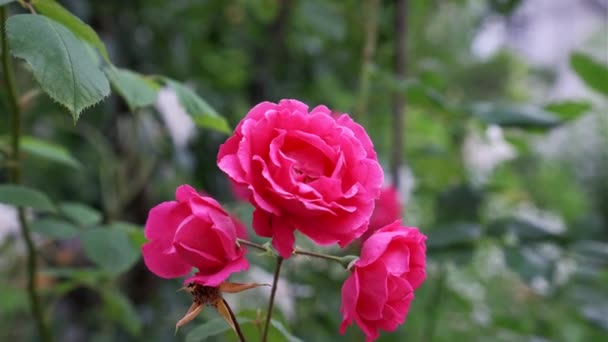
[[292, 249, 345, 264], [236, 239, 268, 252], [237, 238, 348, 265], [422, 264, 446, 342], [222, 299, 247, 342], [262, 256, 283, 342], [1, 7, 51, 342]]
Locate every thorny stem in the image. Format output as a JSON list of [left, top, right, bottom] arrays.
[[1, 7, 52, 342], [222, 299, 247, 342], [262, 256, 283, 342]]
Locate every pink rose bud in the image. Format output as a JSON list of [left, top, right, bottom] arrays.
[[340, 221, 427, 341], [217, 99, 384, 258], [142, 185, 249, 287]]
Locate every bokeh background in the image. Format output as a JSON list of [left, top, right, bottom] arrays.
[[1, 0, 607, 341]]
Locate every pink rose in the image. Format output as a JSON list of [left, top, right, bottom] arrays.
[[362, 186, 402, 241], [217, 99, 383, 258], [340, 221, 427, 341], [142, 184, 249, 286]]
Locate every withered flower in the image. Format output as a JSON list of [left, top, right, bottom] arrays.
[[176, 281, 269, 333]]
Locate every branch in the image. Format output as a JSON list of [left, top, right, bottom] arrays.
[[391, 0, 408, 187], [1, 7, 52, 342], [355, 0, 380, 122], [262, 256, 283, 342]]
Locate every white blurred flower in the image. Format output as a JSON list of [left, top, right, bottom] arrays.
[[0, 204, 19, 243], [463, 125, 516, 185], [383, 165, 416, 205], [531, 276, 550, 295], [155, 87, 196, 149], [516, 203, 566, 235], [224, 265, 313, 321]]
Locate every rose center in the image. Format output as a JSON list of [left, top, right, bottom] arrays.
[[292, 164, 320, 183]]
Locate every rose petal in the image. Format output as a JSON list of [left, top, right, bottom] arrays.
[[142, 240, 191, 278], [271, 216, 296, 258], [186, 256, 249, 287], [175, 184, 200, 203], [144, 201, 190, 240], [356, 263, 389, 321], [339, 269, 359, 334]]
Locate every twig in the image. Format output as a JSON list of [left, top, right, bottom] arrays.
[[1, 7, 51, 342], [222, 299, 247, 342], [236, 238, 355, 268], [391, 0, 408, 187], [355, 0, 380, 122], [422, 264, 445, 342], [262, 256, 284, 342], [292, 248, 345, 264], [236, 238, 269, 253]]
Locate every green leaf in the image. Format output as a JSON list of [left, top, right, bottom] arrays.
[[104, 67, 159, 110], [487, 217, 561, 241], [32, 0, 110, 61], [0, 286, 28, 315], [6, 14, 110, 121], [59, 202, 102, 226], [570, 52, 608, 96], [426, 222, 482, 249], [109, 222, 146, 249], [0, 0, 17, 6], [21, 136, 81, 169], [30, 218, 79, 239], [41, 267, 108, 285], [471, 103, 561, 129], [100, 290, 142, 337], [572, 241, 608, 269], [270, 319, 303, 342], [0, 184, 56, 212], [166, 79, 231, 134], [544, 100, 592, 120], [186, 317, 250, 342], [80, 228, 140, 275]]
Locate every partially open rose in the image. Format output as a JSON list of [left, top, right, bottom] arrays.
[[340, 221, 427, 341], [217, 99, 383, 258], [142, 185, 248, 286]]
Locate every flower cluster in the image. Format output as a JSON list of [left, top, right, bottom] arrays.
[[141, 99, 427, 341]]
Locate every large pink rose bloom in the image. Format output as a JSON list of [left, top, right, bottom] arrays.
[[217, 99, 384, 258], [340, 221, 426, 341], [142, 184, 249, 286]]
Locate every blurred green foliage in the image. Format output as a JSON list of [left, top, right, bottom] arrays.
[[0, 0, 606, 341]]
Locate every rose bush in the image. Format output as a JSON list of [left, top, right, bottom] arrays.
[[142, 184, 248, 286], [218, 99, 384, 258], [340, 220, 427, 341]]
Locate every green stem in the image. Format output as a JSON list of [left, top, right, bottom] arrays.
[[422, 264, 445, 342], [1, 7, 52, 342], [261, 256, 283, 342], [222, 299, 247, 342], [354, 0, 380, 122], [236, 238, 269, 253], [292, 248, 345, 264], [236, 239, 357, 268]]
